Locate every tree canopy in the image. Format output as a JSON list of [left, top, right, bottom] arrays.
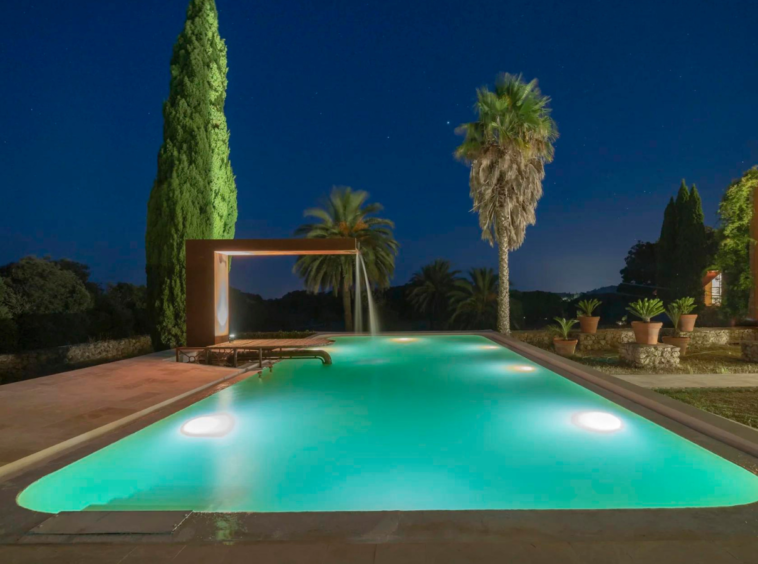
[[715, 167, 758, 318], [620, 241, 657, 289], [0, 256, 92, 316], [294, 187, 398, 331], [449, 267, 499, 329], [407, 260, 460, 329]]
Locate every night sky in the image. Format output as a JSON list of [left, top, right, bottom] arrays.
[[2, 1, 757, 298]]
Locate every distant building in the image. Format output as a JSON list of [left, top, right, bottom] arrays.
[[703, 270, 723, 306]]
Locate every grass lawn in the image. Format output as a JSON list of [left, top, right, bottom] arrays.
[[546, 344, 758, 430], [569, 345, 758, 376], [656, 387, 758, 429]]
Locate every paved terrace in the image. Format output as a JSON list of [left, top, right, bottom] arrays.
[[617, 373, 758, 389], [0, 351, 247, 473]]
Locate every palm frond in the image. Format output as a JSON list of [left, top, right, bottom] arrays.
[[455, 73, 557, 252], [449, 267, 498, 329], [294, 187, 399, 296]]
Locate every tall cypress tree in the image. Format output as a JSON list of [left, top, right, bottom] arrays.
[[145, 0, 237, 349], [657, 180, 710, 303], [681, 184, 708, 303], [669, 180, 691, 299], [656, 196, 678, 300]]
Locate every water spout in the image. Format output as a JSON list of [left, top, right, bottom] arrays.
[[354, 253, 363, 334], [359, 255, 380, 336]]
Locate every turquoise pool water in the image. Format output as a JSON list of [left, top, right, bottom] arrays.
[[18, 335, 758, 513]]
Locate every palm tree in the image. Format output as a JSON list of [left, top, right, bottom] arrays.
[[407, 260, 460, 329], [294, 187, 398, 331], [455, 73, 558, 334], [449, 268, 498, 329]]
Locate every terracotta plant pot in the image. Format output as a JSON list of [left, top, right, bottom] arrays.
[[679, 314, 697, 332], [631, 321, 663, 345], [662, 335, 690, 356], [553, 338, 578, 357], [578, 316, 600, 334]]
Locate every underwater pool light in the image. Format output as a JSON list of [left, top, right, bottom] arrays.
[[480, 345, 499, 350], [573, 411, 623, 433], [181, 413, 235, 437], [509, 364, 536, 372], [392, 337, 417, 343]]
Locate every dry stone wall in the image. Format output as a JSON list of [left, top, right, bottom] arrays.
[[0, 336, 152, 384], [510, 330, 554, 349], [660, 327, 758, 347], [741, 341, 758, 362], [511, 327, 758, 351], [619, 343, 680, 368], [578, 330, 635, 351]]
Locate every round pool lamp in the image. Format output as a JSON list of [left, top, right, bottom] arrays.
[[181, 413, 235, 437], [573, 411, 623, 433], [392, 337, 417, 343], [509, 364, 536, 373], [480, 345, 499, 350]]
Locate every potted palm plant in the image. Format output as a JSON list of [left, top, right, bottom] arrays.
[[576, 298, 601, 334], [549, 317, 579, 356], [626, 298, 666, 345], [677, 296, 698, 332], [662, 298, 693, 356]]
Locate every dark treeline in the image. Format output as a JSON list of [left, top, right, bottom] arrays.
[[0, 257, 148, 353], [3, 235, 741, 356], [229, 285, 639, 334], [616, 170, 758, 325]]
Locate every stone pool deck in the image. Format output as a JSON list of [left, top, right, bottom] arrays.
[[1, 537, 757, 563], [0, 350, 249, 476], [3, 333, 758, 563], [616, 373, 758, 389]]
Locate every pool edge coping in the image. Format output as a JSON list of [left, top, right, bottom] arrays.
[[0, 364, 254, 483], [485, 332, 758, 460], [5, 331, 758, 544]]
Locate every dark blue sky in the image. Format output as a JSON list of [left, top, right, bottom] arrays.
[[2, 0, 757, 298]]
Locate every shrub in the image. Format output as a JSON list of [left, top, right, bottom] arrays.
[[697, 306, 731, 327], [626, 298, 665, 323], [576, 298, 601, 317], [549, 317, 578, 340]]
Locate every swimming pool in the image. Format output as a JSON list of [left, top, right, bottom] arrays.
[[17, 335, 758, 513]]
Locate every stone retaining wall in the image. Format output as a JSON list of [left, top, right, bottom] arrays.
[[509, 330, 554, 348], [619, 343, 680, 368], [511, 327, 758, 351], [661, 327, 758, 347], [578, 329, 636, 351], [0, 336, 153, 384], [741, 341, 758, 362]]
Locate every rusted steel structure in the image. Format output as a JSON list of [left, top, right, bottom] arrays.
[[185, 238, 358, 347]]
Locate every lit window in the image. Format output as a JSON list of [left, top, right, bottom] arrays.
[[711, 273, 722, 306]]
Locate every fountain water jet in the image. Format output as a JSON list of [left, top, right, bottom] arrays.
[[354, 253, 363, 333], [354, 253, 379, 336]]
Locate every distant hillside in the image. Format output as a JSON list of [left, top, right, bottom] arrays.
[[584, 285, 619, 295]]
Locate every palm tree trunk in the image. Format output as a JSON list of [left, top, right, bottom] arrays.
[[342, 278, 354, 332], [498, 242, 510, 334]]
